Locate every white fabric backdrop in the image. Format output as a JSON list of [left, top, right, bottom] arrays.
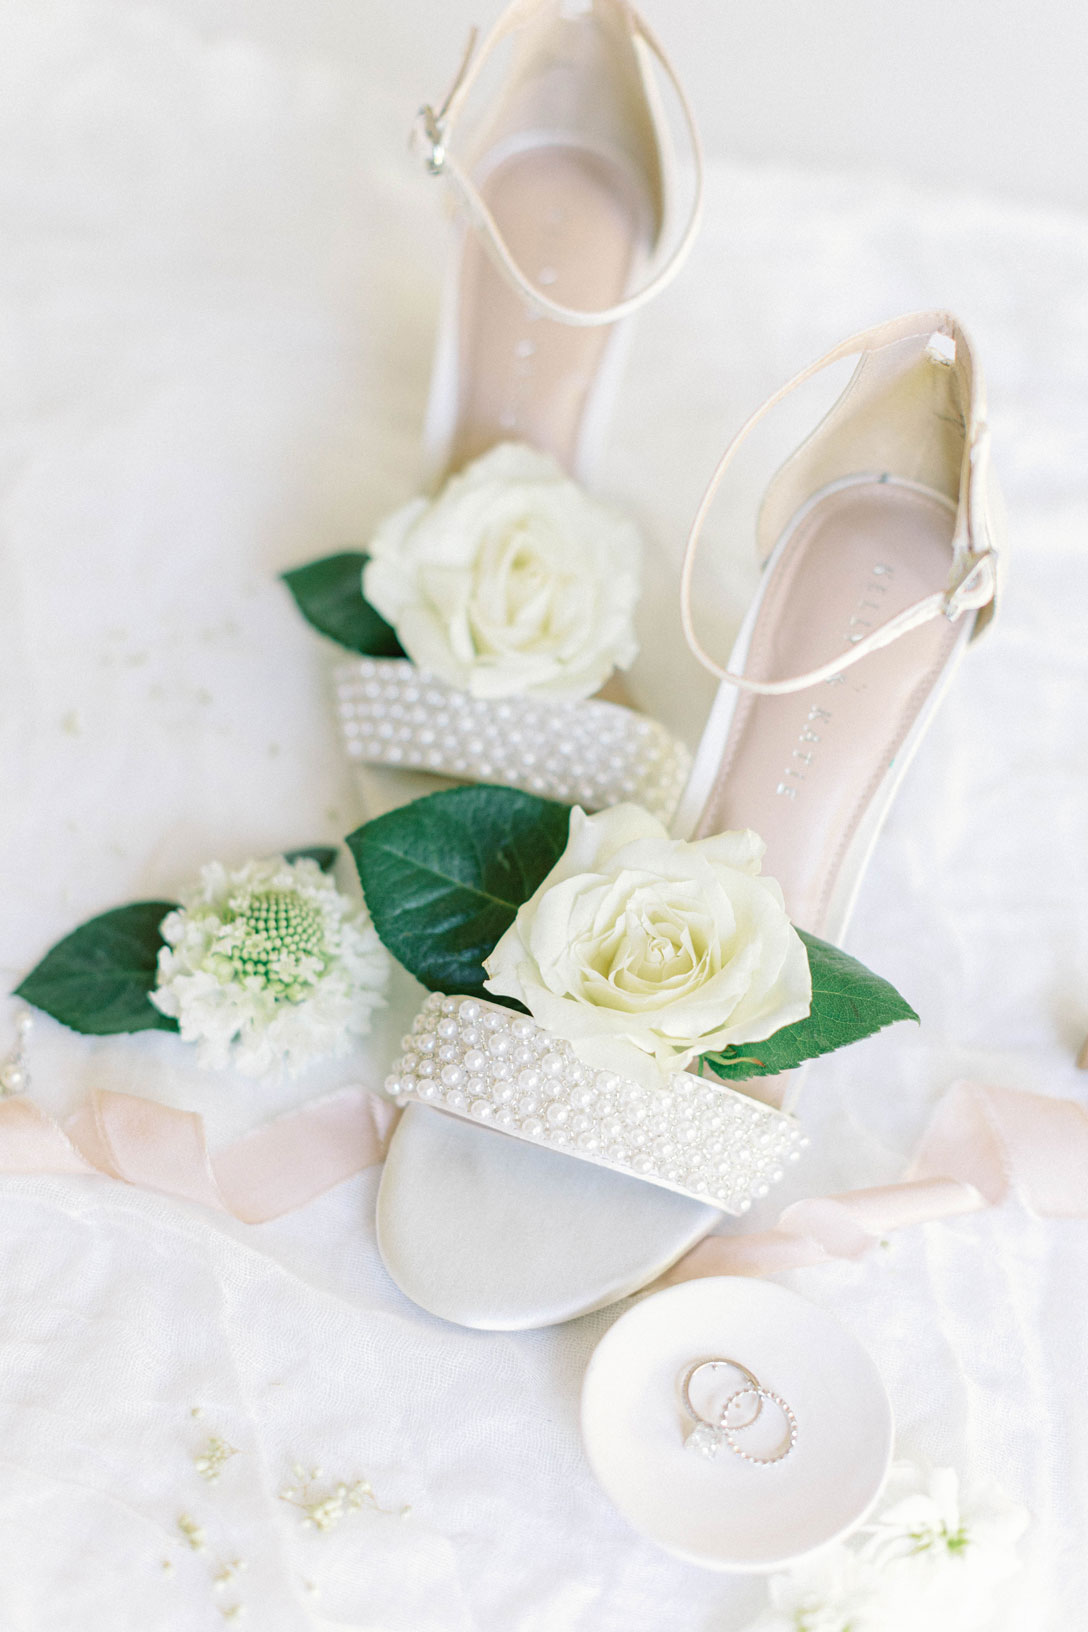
[[2, 3, 1087, 1627]]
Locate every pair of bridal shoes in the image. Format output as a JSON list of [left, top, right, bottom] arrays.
[[338, 0, 1001, 1330]]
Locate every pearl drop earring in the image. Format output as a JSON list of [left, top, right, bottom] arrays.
[[0, 1009, 32, 1095]]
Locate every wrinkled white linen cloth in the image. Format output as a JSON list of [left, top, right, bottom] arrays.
[[1, 3, 1087, 1627]]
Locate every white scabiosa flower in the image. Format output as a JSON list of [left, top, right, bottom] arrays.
[[150, 856, 389, 1077]]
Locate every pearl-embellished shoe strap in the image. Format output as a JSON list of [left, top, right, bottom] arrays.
[[386, 993, 806, 1214], [335, 658, 692, 821]]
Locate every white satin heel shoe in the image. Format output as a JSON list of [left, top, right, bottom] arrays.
[[367, 1, 736, 1332], [375, 312, 1000, 1332], [675, 312, 1001, 946]]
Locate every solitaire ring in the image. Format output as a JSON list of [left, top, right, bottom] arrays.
[[680, 1357, 763, 1430]]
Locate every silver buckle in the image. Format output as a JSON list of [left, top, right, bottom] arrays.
[[411, 26, 479, 178], [413, 104, 447, 175], [943, 553, 995, 621]]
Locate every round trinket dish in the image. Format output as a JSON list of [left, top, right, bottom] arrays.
[[581, 1276, 893, 1570]]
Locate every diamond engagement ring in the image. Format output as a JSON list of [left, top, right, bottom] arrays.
[[681, 1357, 762, 1458], [680, 1359, 797, 1465]]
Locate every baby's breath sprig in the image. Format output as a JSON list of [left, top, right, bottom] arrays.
[[177, 1514, 207, 1553], [278, 1464, 411, 1531], [194, 1436, 241, 1484]]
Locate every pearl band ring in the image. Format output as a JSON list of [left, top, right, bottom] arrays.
[[719, 1386, 798, 1465]]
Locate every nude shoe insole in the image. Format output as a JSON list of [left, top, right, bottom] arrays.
[[449, 147, 644, 473], [693, 479, 962, 936]]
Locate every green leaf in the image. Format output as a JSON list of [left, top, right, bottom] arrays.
[[282, 846, 338, 873], [700, 929, 918, 1081], [347, 785, 572, 1003], [14, 902, 181, 1035], [281, 551, 405, 657]]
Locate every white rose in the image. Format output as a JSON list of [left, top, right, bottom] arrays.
[[483, 805, 812, 1086], [362, 441, 641, 700]]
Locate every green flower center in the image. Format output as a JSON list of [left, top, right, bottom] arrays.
[[217, 889, 329, 996], [908, 1522, 972, 1556]]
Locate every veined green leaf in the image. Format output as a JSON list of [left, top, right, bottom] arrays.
[[282, 846, 338, 872], [347, 785, 572, 1004], [700, 929, 917, 1080], [282, 552, 404, 657], [15, 901, 181, 1035]]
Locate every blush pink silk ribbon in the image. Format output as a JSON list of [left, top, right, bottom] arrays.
[[0, 1087, 401, 1224], [0, 1080, 1083, 1265], [661, 1080, 1088, 1283]]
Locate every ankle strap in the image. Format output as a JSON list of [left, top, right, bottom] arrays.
[[679, 312, 1001, 696], [411, 0, 703, 329]]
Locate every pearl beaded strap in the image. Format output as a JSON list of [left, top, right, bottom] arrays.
[[334, 659, 692, 822], [386, 994, 807, 1214]]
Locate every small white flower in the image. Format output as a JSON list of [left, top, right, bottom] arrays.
[[852, 1462, 1029, 1630], [760, 1550, 882, 1632], [858, 1461, 1027, 1568], [483, 804, 811, 1087], [737, 1465, 1030, 1632], [151, 856, 389, 1076], [362, 441, 642, 700]]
